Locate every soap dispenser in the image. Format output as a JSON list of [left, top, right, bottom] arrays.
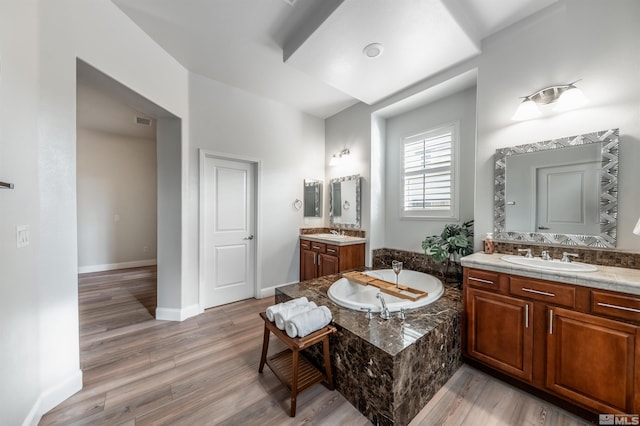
[[483, 232, 494, 254]]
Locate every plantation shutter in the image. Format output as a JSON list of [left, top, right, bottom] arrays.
[[403, 127, 454, 213]]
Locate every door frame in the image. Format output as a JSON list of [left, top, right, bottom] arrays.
[[198, 149, 262, 311]]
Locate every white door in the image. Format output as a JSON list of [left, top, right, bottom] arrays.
[[202, 155, 255, 308], [536, 162, 600, 235]]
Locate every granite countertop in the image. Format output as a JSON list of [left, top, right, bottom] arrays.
[[461, 252, 640, 296], [300, 234, 367, 246], [276, 274, 462, 357]]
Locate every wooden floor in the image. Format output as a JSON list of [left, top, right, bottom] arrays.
[[40, 267, 590, 426]]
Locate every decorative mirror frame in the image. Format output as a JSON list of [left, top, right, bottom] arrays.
[[494, 128, 619, 248], [330, 174, 361, 229]]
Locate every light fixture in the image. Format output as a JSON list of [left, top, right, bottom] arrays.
[[363, 43, 384, 59], [512, 81, 587, 121], [511, 97, 541, 121], [634, 217, 640, 236], [329, 148, 350, 166]]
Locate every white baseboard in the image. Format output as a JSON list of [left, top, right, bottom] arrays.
[[78, 259, 157, 274], [24, 369, 83, 426], [156, 303, 202, 321], [259, 281, 298, 299]]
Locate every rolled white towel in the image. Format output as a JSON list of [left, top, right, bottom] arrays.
[[274, 302, 317, 330], [266, 297, 309, 322], [285, 306, 332, 338]]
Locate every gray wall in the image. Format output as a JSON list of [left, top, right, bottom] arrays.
[[76, 128, 157, 270], [385, 87, 476, 252], [475, 0, 640, 251]]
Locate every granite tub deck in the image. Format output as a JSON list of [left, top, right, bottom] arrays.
[[275, 274, 462, 426]]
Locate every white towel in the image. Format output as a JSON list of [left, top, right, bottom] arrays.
[[274, 302, 317, 330], [265, 297, 309, 322], [285, 306, 332, 338]]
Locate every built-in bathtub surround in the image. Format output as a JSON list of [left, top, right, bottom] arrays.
[[493, 242, 640, 270], [275, 274, 462, 426], [373, 248, 462, 286], [300, 227, 366, 238]]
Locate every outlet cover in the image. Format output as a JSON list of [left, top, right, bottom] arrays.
[[17, 225, 29, 248]]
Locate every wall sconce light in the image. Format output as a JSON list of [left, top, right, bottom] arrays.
[[634, 217, 640, 236], [512, 81, 587, 121], [329, 148, 350, 166]]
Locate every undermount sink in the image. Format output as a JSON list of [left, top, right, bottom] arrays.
[[313, 233, 348, 239], [501, 255, 598, 272]]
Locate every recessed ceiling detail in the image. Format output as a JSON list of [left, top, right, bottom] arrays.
[[284, 0, 481, 105], [113, 0, 558, 117]]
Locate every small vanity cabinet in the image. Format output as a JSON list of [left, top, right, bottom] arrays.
[[463, 266, 640, 416], [300, 237, 365, 281]]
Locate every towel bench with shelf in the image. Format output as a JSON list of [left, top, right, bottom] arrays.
[[258, 312, 337, 416]]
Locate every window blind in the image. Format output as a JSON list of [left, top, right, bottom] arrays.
[[403, 129, 453, 212]]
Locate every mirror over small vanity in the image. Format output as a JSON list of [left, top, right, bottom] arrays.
[[330, 174, 361, 229], [494, 128, 619, 247], [303, 179, 322, 218]]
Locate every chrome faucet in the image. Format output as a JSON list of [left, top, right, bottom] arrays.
[[376, 293, 391, 320], [330, 230, 340, 236], [540, 250, 552, 261], [517, 248, 533, 258], [561, 252, 579, 262]]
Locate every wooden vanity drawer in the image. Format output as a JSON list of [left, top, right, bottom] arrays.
[[325, 245, 339, 256], [591, 290, 640, 323], [508, 276, 575, 308], [466, 269, 501, 291], [300, 239, 311, 250], [308, 242, 326, 253]]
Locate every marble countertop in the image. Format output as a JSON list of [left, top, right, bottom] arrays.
[[461, 252, 640, 296], [300, 234, 367, 246], [276, 273, 462, 357]]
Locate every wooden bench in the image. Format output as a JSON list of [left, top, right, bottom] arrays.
[[258, 311, 336, 416]]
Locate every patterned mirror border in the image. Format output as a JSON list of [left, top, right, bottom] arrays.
[[494, 128, 619, 248], [330, 174, 361, 229]]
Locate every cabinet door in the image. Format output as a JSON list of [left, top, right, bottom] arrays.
[[319, 253, 339, 276], [546, 307, 639, 414], [300, 250, 317, 281], [466, 287, 533, 382]]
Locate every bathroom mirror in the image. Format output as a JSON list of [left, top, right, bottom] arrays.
[[303, 179, 322, 218], [330, 174, 361, 229], [494, 128, 618, 247]]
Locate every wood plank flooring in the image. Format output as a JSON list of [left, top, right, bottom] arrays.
[[40, 267, 590, 425]]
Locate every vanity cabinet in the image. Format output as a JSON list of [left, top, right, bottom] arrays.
[[466, 287, 533, 382], [300, 238, 365, 281], [463, 267, 640, 416], [546, 306, 639, 414]]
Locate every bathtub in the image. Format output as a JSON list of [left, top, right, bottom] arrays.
[[328, 269, 444, 312]]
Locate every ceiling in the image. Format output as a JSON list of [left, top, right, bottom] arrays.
[[112, 0, 557, 119]]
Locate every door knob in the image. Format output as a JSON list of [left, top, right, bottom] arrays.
[[243, 235, 254, 240]]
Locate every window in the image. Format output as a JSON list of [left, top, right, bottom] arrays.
[[401, 122, 459, 219]]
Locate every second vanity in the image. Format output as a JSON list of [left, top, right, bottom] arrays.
[[461, 252, 640, 419], [299, 233, 366, 281]]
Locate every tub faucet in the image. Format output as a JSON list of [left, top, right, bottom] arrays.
[[376, 293, 391, 320]]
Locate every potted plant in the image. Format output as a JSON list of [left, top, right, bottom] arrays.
[[422, 220, 474, 286]]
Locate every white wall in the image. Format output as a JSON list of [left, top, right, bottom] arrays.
[[0, 1, 41, 424], [76, 128, 157, 271], [475, 0, 640, 251], [384, 87, 476, 252], [0, 0, 190, 423], [325, 103, 373, 262], [187, 72, 326, 296]]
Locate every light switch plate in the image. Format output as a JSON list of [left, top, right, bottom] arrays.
[[17, 225, 29, 248]]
